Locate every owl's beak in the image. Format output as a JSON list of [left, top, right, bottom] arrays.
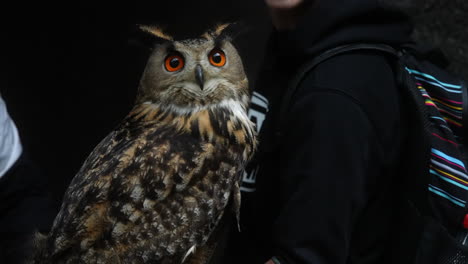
[[195, 64, 204, 90]]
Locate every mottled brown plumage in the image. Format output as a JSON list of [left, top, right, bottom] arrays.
[[31, 24, 256, 264]]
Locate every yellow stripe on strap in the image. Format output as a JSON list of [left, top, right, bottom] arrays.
[[431, 97, 463, 110], [432, 166, 468, 185]]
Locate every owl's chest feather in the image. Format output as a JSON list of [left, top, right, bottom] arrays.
[[134, 102, 256, 159]]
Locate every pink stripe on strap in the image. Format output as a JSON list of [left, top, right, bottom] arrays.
[[432, 153, 466, 170], [432, 133, 458, 146]]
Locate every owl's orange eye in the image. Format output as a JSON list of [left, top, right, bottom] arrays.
[[208, 48, 226, 67], [164, 54, 185, 72]]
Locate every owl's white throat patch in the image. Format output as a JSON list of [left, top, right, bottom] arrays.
[[146, 99, 246, 119], [216, 99, 251, 123], [144, 99, 255, 137]]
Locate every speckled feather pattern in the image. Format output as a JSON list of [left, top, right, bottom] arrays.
[[33, 102, 256, 264]]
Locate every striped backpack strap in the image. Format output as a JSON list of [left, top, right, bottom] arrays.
[[401, 54, 468, 231]]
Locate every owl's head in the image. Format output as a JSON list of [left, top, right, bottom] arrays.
[[136, 24, 249, 112]]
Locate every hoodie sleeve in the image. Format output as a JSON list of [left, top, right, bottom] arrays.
[[0, 95, 22, 178], [270, 88, 386, 264]]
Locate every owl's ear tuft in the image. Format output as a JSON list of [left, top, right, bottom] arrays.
[[138, 25, 173, 41], [128, 25, 172, 51], [212, 23, 232, 37], [204, 22, 243, 41]]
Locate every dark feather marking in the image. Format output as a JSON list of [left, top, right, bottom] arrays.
[[166, 43, 176, 53], [213, 38, 224, 51], [200, 201, 211, 214], [220, 179, 229, 191], [155, 181, 166, 190], [121, 161, 141, 175], [141, 176, 159, 200], [154, 203, 164, 213], [156, 157, 170, 172], [153, 110, 168, 124], [190, 118, 201, 138], [209, 109, 227, 138], [109, 205, 130, 225], [210, 171, 220, 183], [173, 172, 184, 184]]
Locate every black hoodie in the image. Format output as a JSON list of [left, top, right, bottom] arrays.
[[223, 1, 413, 264]]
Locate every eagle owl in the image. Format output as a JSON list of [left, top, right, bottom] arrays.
[[32, 24, 256, 264]]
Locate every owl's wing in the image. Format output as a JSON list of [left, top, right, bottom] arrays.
[[47, 114, 242, 263], [46, 118, 144, 257]]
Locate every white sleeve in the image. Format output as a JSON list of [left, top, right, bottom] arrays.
[[0, 95, 23, 178]]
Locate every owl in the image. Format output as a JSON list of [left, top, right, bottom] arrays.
[[31, 24, 256, 264]]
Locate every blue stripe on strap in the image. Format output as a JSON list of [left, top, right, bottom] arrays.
[[414, 77, 462, 94], [406, 67, 462, 89], [429, 169, 468, 190], [431, 148, 466, 169], [430, 116, 447, 123], [428, 185, 466, 207]]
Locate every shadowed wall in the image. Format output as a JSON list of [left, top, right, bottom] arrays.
[[384, 0, 468, 78]]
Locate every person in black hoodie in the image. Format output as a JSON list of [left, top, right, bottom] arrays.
[[223, 0, 414, 263]]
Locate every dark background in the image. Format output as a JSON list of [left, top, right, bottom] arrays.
[[2, 1, 468, 205], [388, 0, 468, 78], [1, 1, 271, 203]]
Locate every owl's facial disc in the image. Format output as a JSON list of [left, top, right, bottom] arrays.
[[137, 35, 248, 110]]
